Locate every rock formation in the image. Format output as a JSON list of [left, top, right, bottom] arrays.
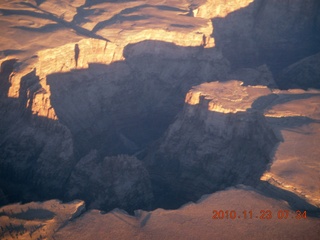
[[0, 0, 320, 238], [144, 81, 279, 207], [66, 152, 153, 213]]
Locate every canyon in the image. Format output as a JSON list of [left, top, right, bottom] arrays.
[[0, 0, 320, 239]]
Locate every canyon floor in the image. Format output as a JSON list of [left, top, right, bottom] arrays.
[[0, 0, 320, 239]]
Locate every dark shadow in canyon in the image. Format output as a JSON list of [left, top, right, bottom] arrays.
[[254, 181, 320, 218], [1, 4, 109, 42], [74, 44, 80, 68], [5, 208, 55, 221], [0, 60, 74, 205], [1, 37, 320, 215], [0, 60, 38, 203], [92, 15, 151, 33], [251, 93, 320, 111], [0, 50, 25, 57], [12, 23, 63, 33], [46, 41, 228, 159], [0, 59, 17, 96], [91, 4, 187, 33]]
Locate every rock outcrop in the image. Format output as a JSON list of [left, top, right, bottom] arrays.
[[144, 80, 320, 207], [144, 81, 279, 207], [66, 152, 153, 213]]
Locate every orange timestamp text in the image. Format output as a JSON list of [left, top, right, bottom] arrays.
[[212, 210, 307, 220]]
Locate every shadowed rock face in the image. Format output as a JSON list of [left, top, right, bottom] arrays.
[[46, 41, 229, 158], [0, 59, 75, 202], [278, 52, 320, 89], [0, 40, 230, 212], [66, 152, 153, 213]]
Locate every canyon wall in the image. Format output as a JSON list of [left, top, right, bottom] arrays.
[[1, 0, 319, 218], [207, 0, 320, 81], [1, 36, 230, 210]]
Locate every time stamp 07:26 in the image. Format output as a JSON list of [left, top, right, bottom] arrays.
[[212, 210, 307, 220]]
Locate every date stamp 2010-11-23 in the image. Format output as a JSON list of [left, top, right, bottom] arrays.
[[212, 210, 307, 220]]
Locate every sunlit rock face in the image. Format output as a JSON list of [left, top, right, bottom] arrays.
[[194, 0, 254, 18]]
